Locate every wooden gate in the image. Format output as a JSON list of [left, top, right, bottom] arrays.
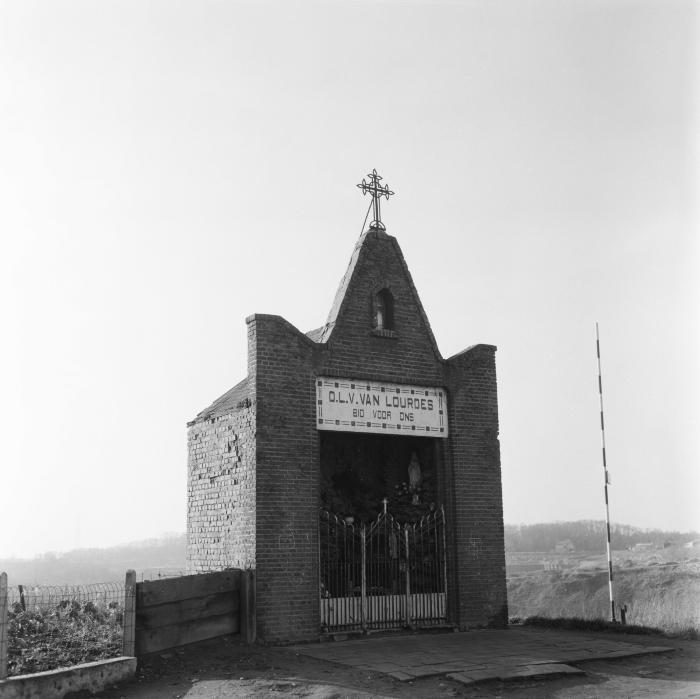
[[319, 507, 448, 633]]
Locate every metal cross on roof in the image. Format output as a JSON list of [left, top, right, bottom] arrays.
[[356, 169, 395, 230]]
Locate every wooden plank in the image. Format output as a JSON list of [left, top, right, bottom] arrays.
[[136, 570, 241, 608], [0, 572, 8, 680], [136, 591, 239, 630], [135, 613, 239, 656], [321, 596, 362, 628], [240, 569, 256, 644], [122, 570, 136, 657]]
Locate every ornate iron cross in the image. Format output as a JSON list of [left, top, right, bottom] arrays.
[[357, 169, 395, 230]]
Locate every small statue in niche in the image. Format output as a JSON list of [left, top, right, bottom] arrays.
[[388, 531, 398, 559], [408, 452, 422, 504]]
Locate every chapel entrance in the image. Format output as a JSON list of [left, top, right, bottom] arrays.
[[318, 432, 448, 633]]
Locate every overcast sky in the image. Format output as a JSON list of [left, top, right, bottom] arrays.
[[1, 0, 697, 558]]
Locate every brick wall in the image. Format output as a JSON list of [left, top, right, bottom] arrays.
[[186, 402, 256, 572], [247, 314, 321, 642], [445, 344, 508, 628]]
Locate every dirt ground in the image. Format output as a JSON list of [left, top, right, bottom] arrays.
[[76, 631, 700, 699]]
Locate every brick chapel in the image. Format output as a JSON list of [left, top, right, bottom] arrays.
[[186, 171, 507, 642]]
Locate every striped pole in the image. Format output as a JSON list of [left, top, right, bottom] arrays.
[[596, 322, 616, 622]]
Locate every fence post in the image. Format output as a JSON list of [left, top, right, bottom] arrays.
[[0, 572, 7, 680], [404, 527, 412, 628], [240, 569, 256, 644], [360, 525, 367, 632], [122, 570, 136, 657]]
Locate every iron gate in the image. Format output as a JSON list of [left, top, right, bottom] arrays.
[[319, 507, 448, 633]]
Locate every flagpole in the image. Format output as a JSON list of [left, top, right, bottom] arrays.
[[596, 322, 616, 622]]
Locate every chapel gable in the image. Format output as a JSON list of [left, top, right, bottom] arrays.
[[316, 228, 443, 377]]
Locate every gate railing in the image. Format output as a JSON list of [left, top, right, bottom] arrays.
[[319, 506, 447, 633]]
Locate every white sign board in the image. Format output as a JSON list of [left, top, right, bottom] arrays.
[[316, 377, 448, 438]]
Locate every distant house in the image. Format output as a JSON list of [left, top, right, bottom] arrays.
[[554, 539, 575, 553], [632, 542, 655, 551], [683, 540, 700, 549]]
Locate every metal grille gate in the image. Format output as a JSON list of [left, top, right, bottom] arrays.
[[319, 507, 448, 633]]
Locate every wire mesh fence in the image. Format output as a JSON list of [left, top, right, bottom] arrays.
[[5, 580, 125, 677]]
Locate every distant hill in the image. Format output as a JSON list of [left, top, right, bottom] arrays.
[[2, 522, 698, 585], [0, 533, 187, 585], [505, 521, 700, 553]]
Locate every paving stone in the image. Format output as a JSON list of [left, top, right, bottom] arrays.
[[396, 666, 446, 678], [426, 663, 471, 673], [387, 671, 415, 682], [602, 649, 652, 658], [447, 672, 485, 686], [604, 648, 672, 659], [361, 663, 402, 672], [497, 663, 584, 680], [447, 670, 497, 684], [457, 668, 497, 681]]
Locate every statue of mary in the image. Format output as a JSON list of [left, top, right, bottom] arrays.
[[408, 452, 422, 504]]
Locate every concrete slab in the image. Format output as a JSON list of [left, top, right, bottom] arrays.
[[0, 657, 137, 699], [495, 663, 585, 680], [448, 663, 584, 685], [447, 672, 484, 686], [289, 627, 673, 687], [386, 670, 415, 681]]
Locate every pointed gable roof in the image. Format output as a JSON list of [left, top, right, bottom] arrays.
[[315, 228, 443, 361], [316, 230, 368, 343]]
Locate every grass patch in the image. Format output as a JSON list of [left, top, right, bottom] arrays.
[[519, 615, 699, 640], [507, 560, 700, 637]]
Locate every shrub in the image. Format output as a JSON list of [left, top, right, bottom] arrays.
[[8, 599, 124, 676]]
